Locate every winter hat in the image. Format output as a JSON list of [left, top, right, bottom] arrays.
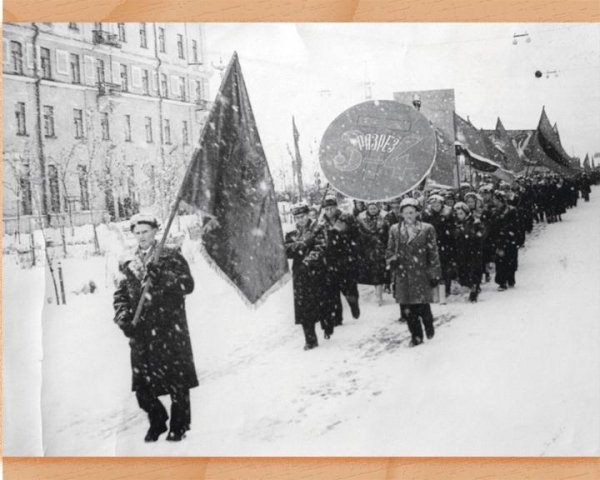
[[428, 194, 445, 204], [322, 195, 338, 207], [444, 191, 456, 200], [493, 190, 507, 202], [399, 197, 420, 212], [464, 192, 480, 203], [291, 202, 310, 216], [478, 183, 493, 194], [129, 213, 159, 231], [453, 201, 470, 215]]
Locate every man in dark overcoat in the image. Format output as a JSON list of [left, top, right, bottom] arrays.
[[285, 203, 332, 350], [319, 195, 361, 324], [114, 214, 198, 442], [488, 191, 520, 290]]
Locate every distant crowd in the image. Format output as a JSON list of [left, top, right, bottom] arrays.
[[285, 171, 599, 350]]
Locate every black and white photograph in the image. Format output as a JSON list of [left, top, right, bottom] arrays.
[[2, 22, 600, 456]]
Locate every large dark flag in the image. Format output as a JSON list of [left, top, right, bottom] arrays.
[[537, 107, 573, 169], [490, 118, 526, 173], [454, 113, 502, 173], [180, 52, 289, 305], [583, 153, 591, 172], [511, 130, 575, 177]]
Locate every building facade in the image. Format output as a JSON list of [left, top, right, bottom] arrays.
[[3, 22, 212, 234]]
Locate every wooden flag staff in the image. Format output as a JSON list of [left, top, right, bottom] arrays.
[[130, 149, 199, 327]]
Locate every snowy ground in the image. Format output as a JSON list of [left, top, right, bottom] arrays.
[[3, 188, 600, 456]]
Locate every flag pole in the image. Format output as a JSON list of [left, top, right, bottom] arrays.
[[131, 148, 201, 327]]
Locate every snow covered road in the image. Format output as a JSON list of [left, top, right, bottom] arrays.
[[4, 188, 600, 456]]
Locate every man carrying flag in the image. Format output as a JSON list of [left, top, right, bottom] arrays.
[[114, 214, 197, 443], [114, 52, 289, 442]]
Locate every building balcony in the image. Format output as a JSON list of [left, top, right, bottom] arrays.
[[97, 81, 122, 96], [92, 30, 121, 48]]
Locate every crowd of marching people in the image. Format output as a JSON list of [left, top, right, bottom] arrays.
[[284, 171, 598, 350]]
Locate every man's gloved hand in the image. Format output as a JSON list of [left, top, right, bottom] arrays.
[[146, 261, 161, 282], [429, 277, 440, 287]]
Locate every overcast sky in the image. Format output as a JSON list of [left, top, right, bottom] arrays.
[[204, 23, 600, 186]]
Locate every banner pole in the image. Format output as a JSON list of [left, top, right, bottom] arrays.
[[131, 148, 200, 327]]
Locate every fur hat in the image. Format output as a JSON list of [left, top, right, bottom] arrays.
[[291, 202, 310, 216], [129, 213, 159, 231], [453, 201, 470, 215], [428, 194, 445, 204], [322, 195, 338, 207], [399, 197, 420, 212], [493, 190, 507, 202]]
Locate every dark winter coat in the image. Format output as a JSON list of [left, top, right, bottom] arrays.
[[488, 205, 520, 271], [356, 210, 388, 285], [284, 219, 328, 326], [421, 207, 456, 280], [386, 221, 441, 304], [453, 215, 485, 287], [114, 246, 198, 396], [319, 209, 361, 289]]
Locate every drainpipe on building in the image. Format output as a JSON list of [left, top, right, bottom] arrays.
[[32, 22, 50, 226], [152, 24, 167, 220]]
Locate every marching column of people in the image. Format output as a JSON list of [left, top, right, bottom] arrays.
[[288, 171, 597, 350]]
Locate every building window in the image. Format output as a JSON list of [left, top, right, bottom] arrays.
[[101, 112, 110, 140], [145, 116, 153, 143], [163, 119, 171, 145], [139, 23, 147, 48], [117, 23, 126, 42], [127, 165, 136, 201], [11, 41, 23, 75], [192, 40, 198, 63], [16, 102, 27, 136], [120, 64, 128, 92], [195, 79, 203, 101], [124, 114, 132, 142], [68, 23, 79, 31], [73, 108, 84, 139], [48, 165, 61, 213], [177, 34, 184, 59], [40, 47, 52, 79], [159, 27, 166, 53], [182, 120, 189, 145], [179, 76, 186, 101], [20, 164, 33, 215], [160, 73, 168, 98], [142, 69, 150, 95], [70, 53, 81, 84], [78, 165, 90, 210], [96, 58, 106, 84], [43, 105, 55, 137]]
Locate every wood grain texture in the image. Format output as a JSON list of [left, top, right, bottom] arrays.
[[2, 0, 600, 478], [3, 457, 600, 479], [2, 0, 600, 21]]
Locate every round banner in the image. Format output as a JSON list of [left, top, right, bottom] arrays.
[[319, 100, 436, 201]]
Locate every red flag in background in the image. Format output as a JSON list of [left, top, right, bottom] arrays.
[[291, 116, 304, 198], [537, 107, 574, 170], [491, 118, 527, 173], [180, 52, 289, 305], [583, 153, 591, 172]]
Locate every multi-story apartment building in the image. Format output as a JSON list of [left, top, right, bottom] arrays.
[[3, 22, 212, 233]]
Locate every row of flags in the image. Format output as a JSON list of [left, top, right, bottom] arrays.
[[456, 105, 593, 180]]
